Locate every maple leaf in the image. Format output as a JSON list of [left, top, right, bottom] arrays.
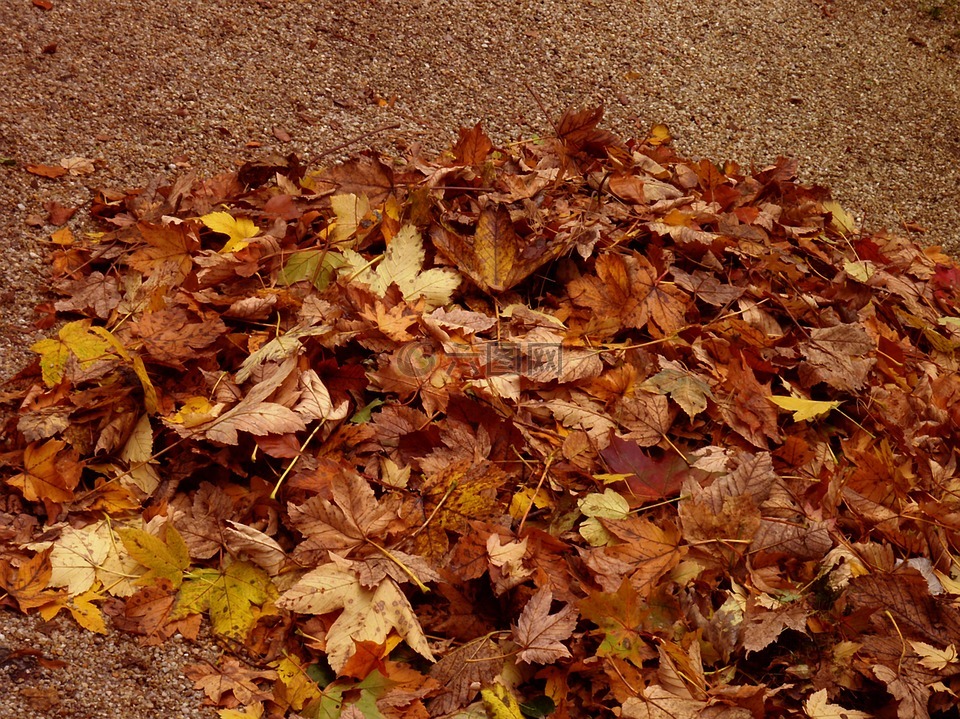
[[288, 470, 401, 564], [342, 223, 460, 310], [431, 204, 572, 293], [175, 559, 275, 640], [579, 580, 657, 667], [7, 438, 83, 508], [584, 515, 685, 594], [798, 323, 876, 392], [31, 319, 117, 386], [200, 210, 261, 253], [118, 522, 190, 588], [277, 563, 434, 673], [185, 656, 277, 705], [512, 587, 577, 664], [641, 361, 713, 419], [128, 220, 197, 283], [569, 253, 688, 338], [0, 550, 62, 611]]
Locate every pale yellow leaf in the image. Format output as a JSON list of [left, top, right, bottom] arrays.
[[768, 395, 841, 422], [910, 641, 958, 671], [804, 688, 872, 718], [277, 564, 433, 672]]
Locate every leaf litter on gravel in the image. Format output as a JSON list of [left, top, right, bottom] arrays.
[[4, 107, 960, 717]]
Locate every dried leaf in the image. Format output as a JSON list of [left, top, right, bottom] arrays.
[[512, 587, 577, 664]]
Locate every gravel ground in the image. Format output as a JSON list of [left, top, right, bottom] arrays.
[[0, 0, 958, 717]]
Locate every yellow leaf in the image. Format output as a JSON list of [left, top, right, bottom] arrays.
[[330, 193, 372, 245], [168, 396, 220, 427], [31, 319, 116, 386], [824, 200, 856, 236], [200, 211, 261, 253], [646, 123, 672, 146], [274, 657, 323, 711], [481, 683, 524, 719], [578, 489, 630, 547], [508, 487, 553, 520], [277, 564, 433, 672], [68, 589, 108, 634], [175, 560, 274, 640], [768, 395, 841, 422], [343, 224, 460, 310], [51, 226, 74, 245], [118, 523, 190, 588], [219, 704, 264, 719], [48, 522, 114, 595]]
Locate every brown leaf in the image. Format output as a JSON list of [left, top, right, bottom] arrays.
[[428, 638, 502, 715], [0, 550, 61, 611], [44, 201, 76, 225], [185, 656, 277, 705], [512, 587, 577, 665], [288, 470, 401, 564], [452, 123, 493, 165], [26, 163, 67, 178], [431, 204, 571, 293], [7, 439, 83, 507], [133, 307, 226, 365], [798, 323, 876, 392]]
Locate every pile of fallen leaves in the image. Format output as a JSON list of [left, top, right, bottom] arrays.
[[3, 106, 960, 719]]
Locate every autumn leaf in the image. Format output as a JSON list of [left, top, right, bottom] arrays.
[[200, 210, 261, 253], [277, 248, 345, 290], [277, 564, 433, 672], [481, 683, 524, 719], [132, 307, 226, 365], [288, 470, 401, 564], [579, 580, 656, 667], [185, 657, 277, 705], [193, 361, 307, 445], [128, 220, 197, 283], [6, 438, 83, 507], [0, 550, 61, 611], [342, 223, 460, 310], [512, 587, 577, 664], [31, 319, 117, 386], [803, 689, 872, 719], [768, 395, 842, 422], [431, 204, 572, 293], [175, 560, 274, 640], [118, 522, 191, 589]]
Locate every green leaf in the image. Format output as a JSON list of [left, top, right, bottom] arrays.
[[277, 249, 345, 290], [520, 696, 556, 719], [350, 399, 385, 424]]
